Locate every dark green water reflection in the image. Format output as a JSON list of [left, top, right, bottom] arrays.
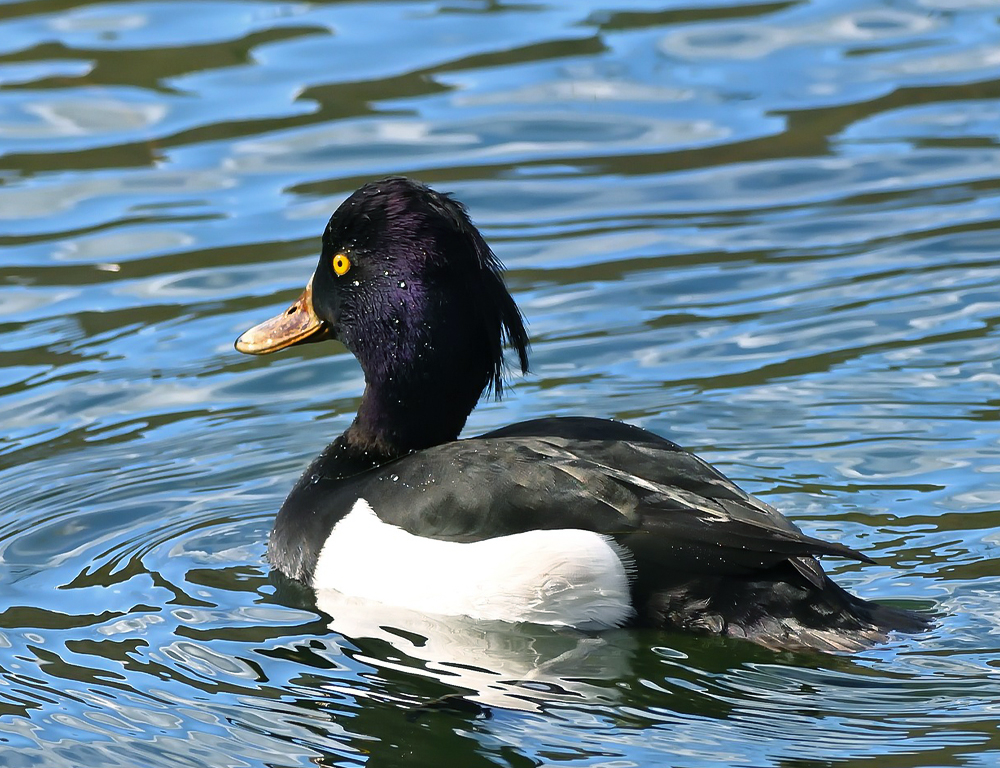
[[2, 0, 1000, 766]]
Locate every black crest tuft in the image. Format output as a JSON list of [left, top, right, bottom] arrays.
[[425, 184, 530, 398]]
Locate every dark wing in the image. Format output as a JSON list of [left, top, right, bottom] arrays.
[[481, 418, 873, 590], [324, 417, 869, 589]]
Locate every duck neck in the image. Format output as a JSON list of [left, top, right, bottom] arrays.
[[344, 373, 478, 459]]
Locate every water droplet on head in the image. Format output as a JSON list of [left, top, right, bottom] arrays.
[[390, 474, 399, 482], [398, 280, 406, 289]]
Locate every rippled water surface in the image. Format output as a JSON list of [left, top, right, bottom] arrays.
[[3, 0, 1000, 765]]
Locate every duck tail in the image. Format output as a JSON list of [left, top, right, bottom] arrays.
[[741, 579, 932, 653], [641, 570, 931, 653], [843, 587, 933, 638]]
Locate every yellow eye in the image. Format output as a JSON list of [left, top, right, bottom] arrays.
[[332, 253, 351, 276]]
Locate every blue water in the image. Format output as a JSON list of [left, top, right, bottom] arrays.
[[2, 0, 1000, 765]]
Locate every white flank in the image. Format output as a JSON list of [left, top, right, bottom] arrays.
[[312, 499, 634, 630]]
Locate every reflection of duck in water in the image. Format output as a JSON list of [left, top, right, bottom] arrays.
[[314, 588, 637, 712], [237, 177, 928, 653]]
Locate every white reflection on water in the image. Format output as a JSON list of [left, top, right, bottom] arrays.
[[316, 589, 634, 712]]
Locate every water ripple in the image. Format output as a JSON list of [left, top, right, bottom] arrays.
[[3, 0, 1000, 766]]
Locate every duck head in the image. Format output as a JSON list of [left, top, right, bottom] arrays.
[[236, 177, 530, 454]]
